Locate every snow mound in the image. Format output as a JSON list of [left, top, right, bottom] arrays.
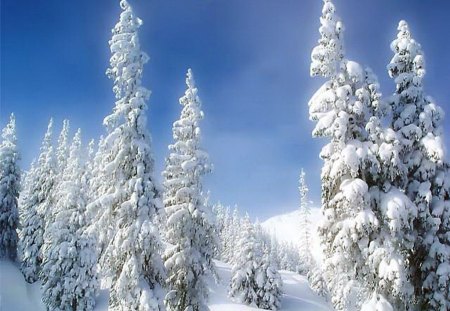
[[261, 208, 324, 263], [0, 260, 45, 311]]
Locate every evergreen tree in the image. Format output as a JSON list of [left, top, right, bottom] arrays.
[[307, 262, 329, 300], [86, 1, 166, 309], [0, 114, 21, 260], [224, 207, 241, 264], [229, 215, 262, 306], [298, 168, 312, 273], [423, 164, 450, 310], [309, 1, 389, 309], [41, 129, 99, 311], [256, 249, 283, 311], [40, 119, 71, 266], [19, 119, 56, 283], [386, 20, 449, 310], [212, 202, 226, 258], [269, 234, 281, 270], [162, 69, 216, 311], [230, 215, 283, 310], [56, 120, 70, 177]]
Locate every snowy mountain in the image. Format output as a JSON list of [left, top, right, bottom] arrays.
[[0, 259, 332, 311], [262, 208, 324, 263]]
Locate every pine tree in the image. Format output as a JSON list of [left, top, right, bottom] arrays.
[[307, 261, 329, 300], [423, 164, 450, 310], [298, 168, 312, 273], [41, 129, 99, 311], [19, 118, 56, 283], [86, 1, 166, 309], [386, 20, 449, 310], [83, 139, 96, 204], [212, 202, 225, 258], [309, 1, 388, 309], [0, 114, 21, 260], [310, 0, 344, 78], [40, 120, 71, 268], [256, 249, 283, 311], [162, 69, 216, 311], [224, 207, 241, 264], [229, 215, 262, 306], [56, 120, 70, 177]]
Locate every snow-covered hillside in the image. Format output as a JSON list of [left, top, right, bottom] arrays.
[[262, 208, 323, 262], [0, 259, 331, 311]]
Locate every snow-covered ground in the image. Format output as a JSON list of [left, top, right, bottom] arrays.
[[0, 258, 331, 311], [262, 207, 324, 262]]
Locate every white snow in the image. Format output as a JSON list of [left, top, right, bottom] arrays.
[[0, 258, 331, 311]]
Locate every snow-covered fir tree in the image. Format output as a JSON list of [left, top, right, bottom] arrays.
[[0, 114, 21, 260], [309, 0, 398, 309], [229, 215, 282, 310], [423, 163, 450, 310], [256, 248, 283, 311], [229, 215, 263, 306], [385, 20, 450, 310], [223, 207, 241, 264], [212, 202, 226, 258], [19, 119, 56, 283], [162, 69, 217, 311], [310, 0, 344, 79], [86, 1, 166, 309], [40, 120, 71, 263], [269, 234, 281, 270], [307, 261, 329, 301], [41, 129, 98, 311], [298, 168, 312, 273], [56, 120, 70, 177], [83, 139, 96, 204]]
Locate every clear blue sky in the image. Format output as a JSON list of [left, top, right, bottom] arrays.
[[1, 0, 449, 220]]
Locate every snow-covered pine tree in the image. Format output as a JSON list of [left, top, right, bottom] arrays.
[[423, 163, 450, 310], [56, 120, 70, 176], [19, 118, 56, 283], [230, 215, 282, 310], [229, 214, 262, 307], [0, 114, 21, 260], [307, 261, 329, 301], [310, 0, 344, 79], [212, 202, 225, 258], [309, 1, 388, 309], [83, 139, 96, 204], [224, 207, 241, 264], [41, 129, 98, 311], [298, 168, 312, 273], [269, 234, 281, 270], [386, 20, 450, 310], [162, 69, 216, 311], [255, 248, 283, 311], [40, 119, 71, 263], [86, 1, 166, 309]]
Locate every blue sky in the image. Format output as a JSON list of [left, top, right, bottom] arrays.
[[1, 0, 450, 220]]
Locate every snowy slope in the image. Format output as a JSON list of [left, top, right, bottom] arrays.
[[0, 259, 331, 311], [261, 208, 324, 262], [210, 261, 331, 311]]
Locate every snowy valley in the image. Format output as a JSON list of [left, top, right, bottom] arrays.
[[1, 208, 331, 311]]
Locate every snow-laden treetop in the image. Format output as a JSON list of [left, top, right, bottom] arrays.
[[104, 0, 150, 132], [388, 20, 425, 80], [310, 0, 345, 78], [1, 114, 17, 147]]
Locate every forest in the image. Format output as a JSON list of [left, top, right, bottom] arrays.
[[0, 0, 449, 310]]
